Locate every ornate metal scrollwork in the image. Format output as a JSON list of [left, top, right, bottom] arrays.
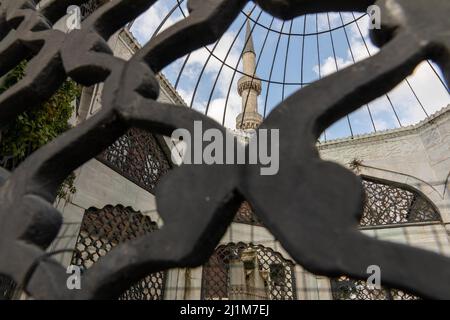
[[0, 0, 449, 300]]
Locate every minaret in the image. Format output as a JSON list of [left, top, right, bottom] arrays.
[[236, 20, 263, 130]]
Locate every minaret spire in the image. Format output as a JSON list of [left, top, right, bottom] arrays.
[[236, 18, 263, 130], [243, 20, 255, 55]]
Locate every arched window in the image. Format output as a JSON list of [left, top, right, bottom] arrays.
[[97, 128, 171, 194], [360, 176, 441, 227], [201, 243, 296, 300], [233, 176, 441, 228], [332, 176, 442, 300], [71, 205, 166, 300]]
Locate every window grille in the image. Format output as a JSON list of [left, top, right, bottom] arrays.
[[71, 205, 166, 300], [97, 128, 171, 194], [361, 177, 441, 227], [201, 243, 296, 300], [332, 276, 419, 300]]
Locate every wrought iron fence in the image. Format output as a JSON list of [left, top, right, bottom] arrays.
[[0, 0, 448, 300]]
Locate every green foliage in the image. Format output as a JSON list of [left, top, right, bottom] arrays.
[[56, 172, 78, 203], [0, 61, 81, 201]]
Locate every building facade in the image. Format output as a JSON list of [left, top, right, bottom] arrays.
[[41, 22, 450, 300]]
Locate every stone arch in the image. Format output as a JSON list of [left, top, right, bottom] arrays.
[[201, 242, 296, 300]]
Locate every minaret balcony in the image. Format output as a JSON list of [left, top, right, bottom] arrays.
[[238, 75, 262, 96], [236, 111, 263, 130]]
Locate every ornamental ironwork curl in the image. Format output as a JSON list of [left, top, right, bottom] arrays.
[[0, 0, 449, 300]]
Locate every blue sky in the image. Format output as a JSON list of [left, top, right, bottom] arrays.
[[130, 0, 450, 141]]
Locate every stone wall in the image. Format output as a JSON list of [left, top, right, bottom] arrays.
[[49, 29, 176, 267], [319, 106, 450, 223], [176, 106, 450, 300], [50, 27, 450, 300]]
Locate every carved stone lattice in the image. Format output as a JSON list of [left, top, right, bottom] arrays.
[[71, 205, 166, 300], [201, 243, 296, 300], [361, 177, 441, 227], [97, 128, 171, 193], [331, 276, 419, 300]]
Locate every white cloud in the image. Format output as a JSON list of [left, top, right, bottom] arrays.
[[130, 2, 181, 45], [313, 56, 352, 77], [184, 31, 243, 77], [206, 94, 242, 129], [132, 8, 449, 133], [317, 13, 342, 32], [131, 3, 246, 129], [312, 16, 449, 132], [388, 62, 450, 125], [173, 30, 245, 128]]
